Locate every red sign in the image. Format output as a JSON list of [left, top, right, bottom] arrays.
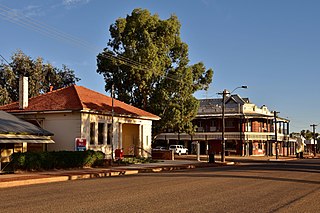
[[75, 138, 87, 151]]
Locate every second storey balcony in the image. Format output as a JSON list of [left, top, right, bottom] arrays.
[[156, 131, 289, 142]]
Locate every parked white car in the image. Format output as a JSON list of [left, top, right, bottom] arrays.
[[169, 145, 188, 155]]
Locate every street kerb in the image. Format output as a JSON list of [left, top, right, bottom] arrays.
[[0, 162, 222, 189]]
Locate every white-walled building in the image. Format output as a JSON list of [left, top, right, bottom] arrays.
[[0, 85, 160, 158], [304, 138, 317, 153]]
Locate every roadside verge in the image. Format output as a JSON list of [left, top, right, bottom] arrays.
[[0, 162, 220, 189]]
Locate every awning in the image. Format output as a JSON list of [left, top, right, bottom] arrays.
[[0, 134, 55, 144], [0, 111, 54, 136], [0, 139, 54, 144]]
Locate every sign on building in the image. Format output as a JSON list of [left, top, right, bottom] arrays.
[[75, 138, 87, 151]]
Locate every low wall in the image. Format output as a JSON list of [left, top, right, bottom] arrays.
[[152, 150, 174, 160]]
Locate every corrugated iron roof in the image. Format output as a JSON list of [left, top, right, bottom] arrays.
[[199, 95, 250, 107], [0, 111, 53, 136]]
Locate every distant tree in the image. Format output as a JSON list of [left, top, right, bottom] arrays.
[[0, 50, 80, 105], [300, 129, 318, 140], [0, 85, 10, 105], [97, 8, 213, 135]]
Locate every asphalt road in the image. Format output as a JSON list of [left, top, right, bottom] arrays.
[[0, 159, 319, 213]]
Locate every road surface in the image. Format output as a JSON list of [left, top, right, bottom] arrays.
[[0, 159, 319, 212]]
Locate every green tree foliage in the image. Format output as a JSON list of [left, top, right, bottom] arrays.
[[301, 129, 318, 140], [0, 50, 80, 105], [97, 8, 213, 135]]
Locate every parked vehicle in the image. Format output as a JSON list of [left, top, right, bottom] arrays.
[[152, 146, 167, 151], [169, 145, 188, 155]]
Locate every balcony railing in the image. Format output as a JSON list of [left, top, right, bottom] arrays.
[[195, 126, 219, 132], [196, 127, 204, 132], [156, 131, 288, 142]]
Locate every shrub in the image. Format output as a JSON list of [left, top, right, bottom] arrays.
[[10, 150, 105, 171], [119, 157, 157, 165]]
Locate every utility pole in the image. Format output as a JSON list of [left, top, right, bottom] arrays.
[[0, 147, 2, 173], [287, 121, 290, 156], [274, 111, 279, 159], [310, 124, 317, 157], [221, 89, 227, 163], [111, 84, 115, 164], [219, 86, 247, 163]]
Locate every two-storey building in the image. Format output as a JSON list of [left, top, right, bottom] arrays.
[[156, 94, 295, 156]]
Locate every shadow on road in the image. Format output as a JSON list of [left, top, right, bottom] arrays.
[[137, 161, 320, 186]]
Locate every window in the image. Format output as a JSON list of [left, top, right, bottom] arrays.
[[98, 123, 105, 145], [226, 119, 234, 128], [278, 122, 282, 134], [196, 121, 203, 132], [246, 121, 252, 132], [209, 120, 217, 132], [284, 122, 289, 135], [225, 140, 236, 150], [262, 121, 268, 132], [90, 122, 95, 145], [107, 124, 112, 145]]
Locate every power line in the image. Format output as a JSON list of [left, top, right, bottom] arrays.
[[0, 3, 151, 70], [100, 52, 149, 71], [100, 53, 186, 83], [0, 3, 185, 83], [0, 53, 10, 65], [0, 4, 97, 51]]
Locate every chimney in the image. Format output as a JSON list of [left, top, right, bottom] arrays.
[[19, 76, 28, 109]]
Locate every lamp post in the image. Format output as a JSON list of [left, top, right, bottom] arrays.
[[220, 85, 247, 163]]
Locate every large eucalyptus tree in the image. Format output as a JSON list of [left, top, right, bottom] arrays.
[[97, 8, 213, 135]]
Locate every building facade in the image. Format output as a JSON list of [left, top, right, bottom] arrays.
[[0, 110, 54, 163], [0, 84, 159, 158], [156, 94, 295, 156]]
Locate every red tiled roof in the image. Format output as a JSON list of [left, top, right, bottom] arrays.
[[0, 85, 160, 120]]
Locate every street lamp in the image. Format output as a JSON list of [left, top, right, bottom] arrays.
[[220, 85, 247, 163]]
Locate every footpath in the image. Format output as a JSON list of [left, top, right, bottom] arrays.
[[0, 155, 307, 189]]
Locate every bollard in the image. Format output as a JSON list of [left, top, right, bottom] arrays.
[[209, 153, 215, 163], [197, 142, 200, 161]]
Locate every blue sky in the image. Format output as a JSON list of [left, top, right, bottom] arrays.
[[0, 0, 319, 132]]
